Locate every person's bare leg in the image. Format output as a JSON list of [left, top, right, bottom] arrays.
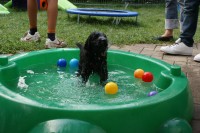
[[45, 0, 66, 48], [20, 0, 40, 42], [47, 0, 57, 36], [28, 0, 38, 33]]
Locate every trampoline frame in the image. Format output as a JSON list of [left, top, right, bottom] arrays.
[[67, 8, 138, 24]]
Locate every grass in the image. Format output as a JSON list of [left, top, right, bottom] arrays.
[[1, 5, 200, 54]]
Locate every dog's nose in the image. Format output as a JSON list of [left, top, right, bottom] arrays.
[[99, 36, 106, 41]]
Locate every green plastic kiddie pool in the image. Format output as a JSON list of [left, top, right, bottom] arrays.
[[0, 49, 193, 133]]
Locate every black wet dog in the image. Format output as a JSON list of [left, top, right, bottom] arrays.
[[76, 31, 108, 84]]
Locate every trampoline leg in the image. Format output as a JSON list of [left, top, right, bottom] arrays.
[[135, 16, 138, 24], [125, 2, 129, 9], [77, 14, 80, 23], [132, 16, 138, 25], [112, 18, 116, 24], [112, 17, 121, 25], [116, 17, 121, 25], [67, 13, 70, 19]]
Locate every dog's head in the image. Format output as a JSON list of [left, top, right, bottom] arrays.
[[84, 31, 108, 57]]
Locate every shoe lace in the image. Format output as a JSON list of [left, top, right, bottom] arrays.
[[170, 38, 181, 47], [175, 38, 181, 43]]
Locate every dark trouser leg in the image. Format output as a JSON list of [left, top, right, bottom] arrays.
[[180, 0, 199, 47]]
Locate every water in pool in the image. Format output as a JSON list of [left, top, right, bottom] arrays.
[[16, 64, 162, 105]]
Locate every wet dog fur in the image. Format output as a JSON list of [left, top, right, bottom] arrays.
[[76, 31, 108, 84]]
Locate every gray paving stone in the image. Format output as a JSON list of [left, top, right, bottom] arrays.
[[155, 45, 164, 51], [151, 51, 164, 57], [120, 45, 143, 53], [192, 120, 200, 133], [109, 45, 120, 50], [174, 61, 187, 66], [138, 44, 156, 49], [127, 44, 144, 53], [140, 49, 154, 56], [163, 54, 176, 61], [193, 104, 200, 119], [151, 55, 163, 60], [174, 56, 188, 62], [162, 59, 175, 65], [195, 43, 200, 49]]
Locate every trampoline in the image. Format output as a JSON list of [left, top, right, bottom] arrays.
[[67, 8, 139, 24]]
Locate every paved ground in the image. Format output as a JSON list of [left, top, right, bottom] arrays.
[[110, 44, 200, 133]]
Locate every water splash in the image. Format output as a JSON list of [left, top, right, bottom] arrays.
[[17, 76, 28, 89], [16, 64, 162, 106]]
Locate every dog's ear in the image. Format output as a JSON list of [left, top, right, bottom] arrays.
[[85, 32, 95, 51]]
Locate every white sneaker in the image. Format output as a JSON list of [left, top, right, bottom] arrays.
[[160, 38, 182, 50], [45, 38, 66, 48], [160, 39, 193, 55], [194, 53, 200, 62], [20, 31, 40, 42], [175, 38, 181, 43]]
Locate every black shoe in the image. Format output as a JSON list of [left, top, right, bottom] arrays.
[[155, 36, 173, 41]]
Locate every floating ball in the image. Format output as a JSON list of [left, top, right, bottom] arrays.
[[57, 58, 67, 67], [148, 91, 158, 96], [142, 72, 153, 82], [134, 69, 144, 78], [69, 58, 79, 69], [105, 82, 118, 95]]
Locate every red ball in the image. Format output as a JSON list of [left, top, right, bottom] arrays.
[[142, 72, 154, 82]]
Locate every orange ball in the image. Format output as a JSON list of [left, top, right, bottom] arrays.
[[105, 82, 118, 94], [134, 69, 144, 78]]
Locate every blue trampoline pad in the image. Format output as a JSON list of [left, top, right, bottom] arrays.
[[67, 8, 138, 17], [67, 8, 139, 24]]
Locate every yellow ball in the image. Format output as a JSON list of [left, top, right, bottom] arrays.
[[134, 69, 144, 78], [105, 82, 118, 94]]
